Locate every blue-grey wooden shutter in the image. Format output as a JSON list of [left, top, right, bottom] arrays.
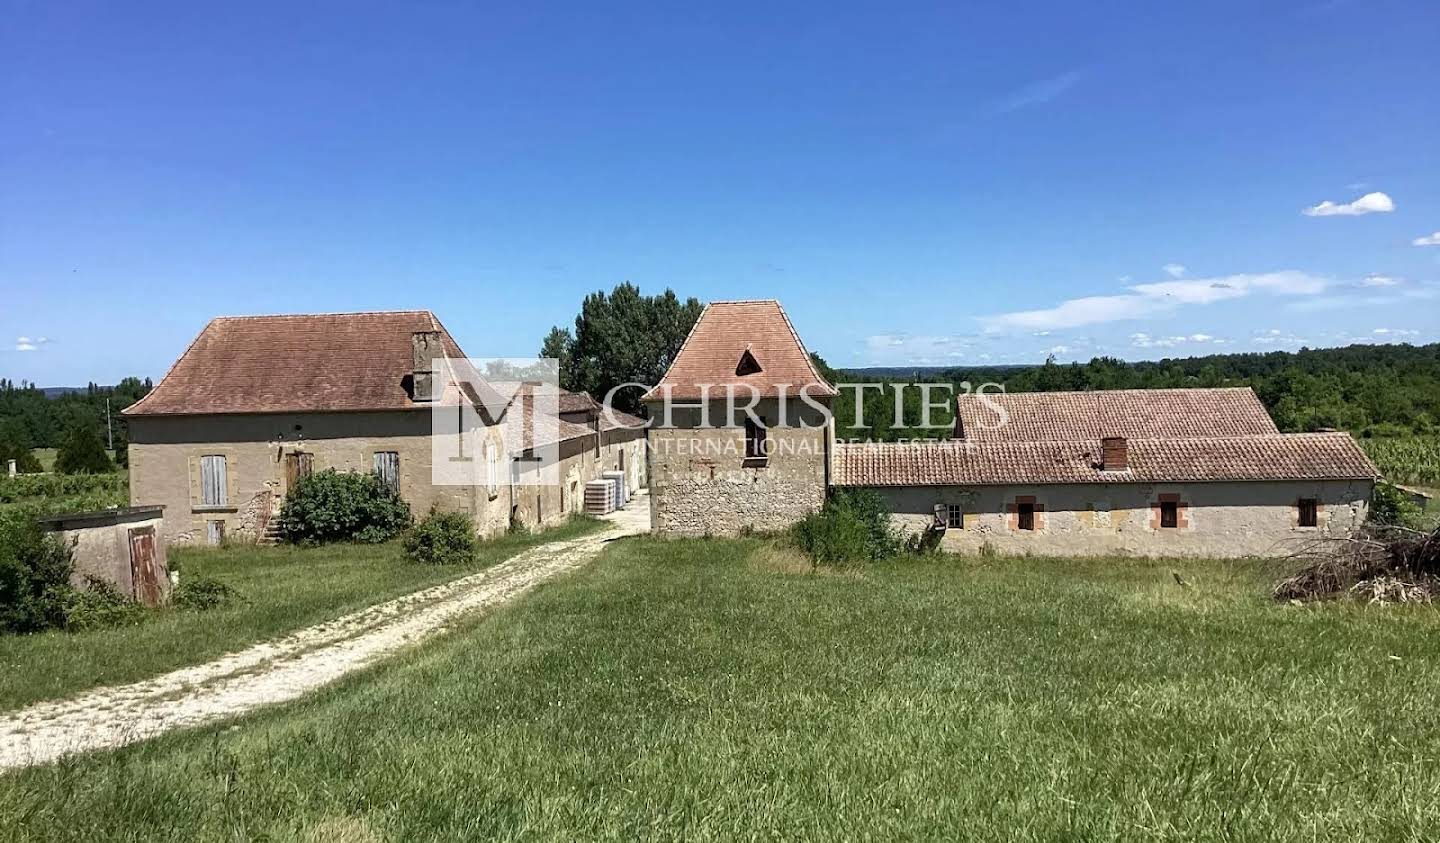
[[200, 455, 227, 506]]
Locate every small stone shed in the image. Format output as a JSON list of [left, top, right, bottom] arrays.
[[37, 505, 170, 606]]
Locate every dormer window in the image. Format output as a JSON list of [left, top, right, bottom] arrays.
[[736, 347, 763, 376]]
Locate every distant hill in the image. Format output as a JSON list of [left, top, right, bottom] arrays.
[[39, 387, 103, 399]]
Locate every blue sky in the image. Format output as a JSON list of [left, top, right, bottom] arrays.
[[2, 0, 1438, 384]]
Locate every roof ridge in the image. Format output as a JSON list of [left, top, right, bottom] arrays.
[[210, 309, 437, 321], [705, 298, 782, 305], [955, 385, 1256, 399]]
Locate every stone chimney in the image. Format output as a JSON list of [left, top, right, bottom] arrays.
[[411, 330, 442, 402], [1101, 436, 1128, 471]]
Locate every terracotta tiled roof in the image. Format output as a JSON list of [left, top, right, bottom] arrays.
[[954, 387, 1278, 442], [642, 300, 837, 401], [833, 433, 1378, 487], [125, 311, 472, 416]]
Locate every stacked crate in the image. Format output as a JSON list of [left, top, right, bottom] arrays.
[[584, 479, 616, 515]]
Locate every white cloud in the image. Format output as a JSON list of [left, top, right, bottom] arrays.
[[1047, 345, 1071, 355], [13, 336, 50, 352], [1302, 191, 1394, 217], [994, 70, 1082, 113], [862, 333, 980, 365], [1162, 263, 1186, 278], [1130, 332, 1223, 349], [981, 270, 1329, 332], [1372, 328, 1420, 337], [1360, 274, 1400, 287], [1414, 231, 1440, 247]]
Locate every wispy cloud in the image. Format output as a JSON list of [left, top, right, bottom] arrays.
[[993, 70, 1082, 113], [1287, 281, 1438, 313], [862, 333, 982, 365], [1302, 191, 1394, 217], [1162, 263, 1186, 279], [1413, 231, 1440, 247], [1360, 274, 1400, 287], [14, 336, 50, 352], [1131, 332, 1224, 349], [1372, 327, 1420, 337], [979, 270, 1329, 332]]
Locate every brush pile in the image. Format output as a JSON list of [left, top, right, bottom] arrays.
[[1273, 526, 1440, 604]]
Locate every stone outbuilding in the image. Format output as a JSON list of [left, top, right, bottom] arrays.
[[37, 505, 170, 606]]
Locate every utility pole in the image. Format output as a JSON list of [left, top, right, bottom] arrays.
[[106, 398, 113, 450]]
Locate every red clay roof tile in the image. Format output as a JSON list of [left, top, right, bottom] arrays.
[[642, 300, 836, 401]]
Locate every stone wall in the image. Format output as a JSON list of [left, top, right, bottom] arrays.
[[129, 411, 644, 544], [128, 411, 506, 544], [646, 398, 830, 536], [864, 479, 1373, 558]]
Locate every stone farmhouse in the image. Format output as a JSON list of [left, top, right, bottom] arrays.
[[124, 311, 645, 544], [646, 300, 1379, 557]]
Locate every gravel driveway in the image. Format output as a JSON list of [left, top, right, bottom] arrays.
[[0, 494, 649, 772]]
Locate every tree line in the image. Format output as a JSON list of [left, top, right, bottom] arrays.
[[822, 343, 1440, 441], [0, 378, 152, 473]]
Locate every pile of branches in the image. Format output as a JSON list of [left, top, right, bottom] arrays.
[[1273, 526, 1440, 604]]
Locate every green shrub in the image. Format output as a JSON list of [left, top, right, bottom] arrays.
[[278, 469, 413, 545], [0, 443, 42, 475], [1369, 482, 1423, 528], [172, 575, 242, 611], [0, 515, 74, 633], [54, 424, 114, 475], [63, 577, 147, 631], [792, 489, 900, 564], [404, 509, 479, 565]]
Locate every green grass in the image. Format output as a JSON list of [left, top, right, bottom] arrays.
[[4, 537, 1439, 840], [0, 517, 604, 711]]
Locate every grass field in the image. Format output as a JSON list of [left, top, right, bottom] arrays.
[[0, 518, 602, 712], [3, 537, 1438, 840]]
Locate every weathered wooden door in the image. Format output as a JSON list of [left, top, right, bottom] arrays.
[[128, 526, 161, 606], [285, 451, 313, 491]]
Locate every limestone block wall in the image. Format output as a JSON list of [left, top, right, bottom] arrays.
[[128, 412, 504, 544], [865, 479, 1372, 558], [647, 405, 829, 536]]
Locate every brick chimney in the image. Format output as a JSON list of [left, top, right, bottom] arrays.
[[411, 330, 442, 402], [1101, 436, 1128, 471]]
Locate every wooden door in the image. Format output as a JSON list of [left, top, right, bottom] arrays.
[[285, 451, 313, 491], [128, 526, 161, 606]]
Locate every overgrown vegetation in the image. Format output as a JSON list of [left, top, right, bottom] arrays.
[[62, 577, 148, 631], [5, 537, 1438, 839], [277, 469, 413, 545], [791, 488, 900, 564], [1369, 481, 1425, 528], [404, 509, 479, 565], [0, 515, 74, 634]]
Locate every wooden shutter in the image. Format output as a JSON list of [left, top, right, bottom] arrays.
[[200, 455, 228, 506], [373, 451, 400, 492]]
